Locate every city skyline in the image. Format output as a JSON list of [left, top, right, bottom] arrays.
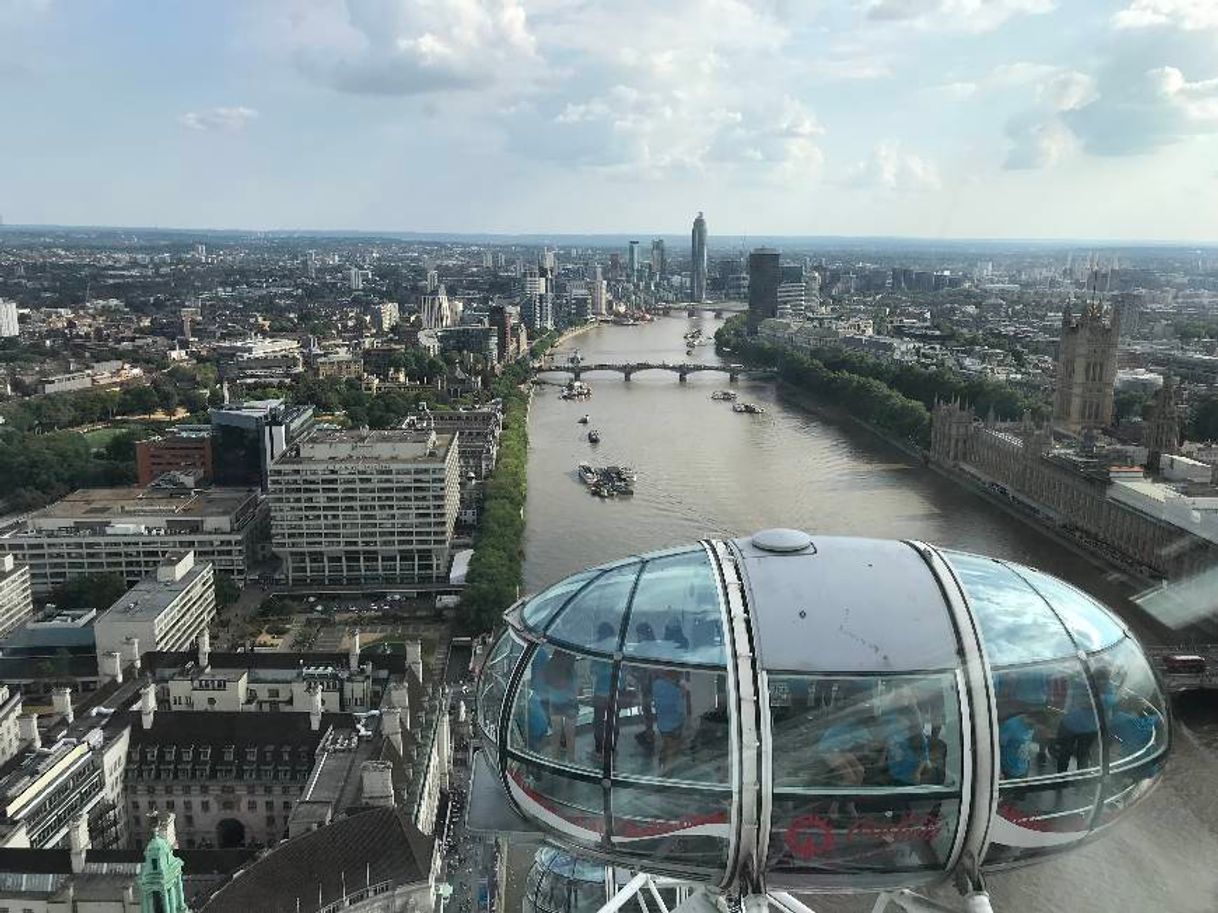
[[2, 1, 1218, 241]]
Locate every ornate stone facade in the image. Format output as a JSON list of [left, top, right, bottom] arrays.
[[931, 400, 1218, 580], [1053, 301, 1120, 434]]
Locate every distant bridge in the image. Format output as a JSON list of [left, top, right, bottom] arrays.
[[536, 361, 748, 382]]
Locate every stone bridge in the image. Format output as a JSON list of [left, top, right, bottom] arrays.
[[537, 361, 747, 382]]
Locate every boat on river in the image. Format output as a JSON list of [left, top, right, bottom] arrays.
[[588, 429, 601, 443], [733, 402, 766, 414], [560, 380, 592, 400], [578, 414, 590, 424], [577, 464, 635, 496], [711, 390, 737, 401], [578, 463, 598, 485]]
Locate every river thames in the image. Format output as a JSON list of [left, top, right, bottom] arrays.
[[519, 314, 1218, 913], [523, 314, 1144, 627]]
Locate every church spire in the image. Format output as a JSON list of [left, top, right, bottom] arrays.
[[139, 813, 189, 913]]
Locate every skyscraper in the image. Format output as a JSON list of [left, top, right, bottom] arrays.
[[691, 212, 708, 302], [1053, 300, 1120, 434], [628, 241, 640, 280], [650, 239, 666, 280], [747, 248, 780, 335]]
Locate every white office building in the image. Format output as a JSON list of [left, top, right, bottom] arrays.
[[0, 554, 32, 639], [269, 428, 460, 585], [0, 299, 18, 338], [93, 550, 216, 662]]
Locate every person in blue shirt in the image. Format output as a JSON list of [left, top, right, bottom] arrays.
[[632, 623, 657, 751], [815, 717, 869, 786], [1109, 702, 1158, 761], [999, 713, 1040, 779], [1054, 678, 1099, 774], [653, 668, 686, 771], [885, 713, 931, 786], [526, 689, 549, 749], [543, 650, 577, 764]]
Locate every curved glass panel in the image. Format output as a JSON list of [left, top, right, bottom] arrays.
[[523, 847, 609, 913], [1097, 758, 1163, 825], [1088, 637, 1168, 769], [768, 673, 962, 790], [478, 630, 524, 743], [993, 658, 1099, 780], [1009, 565, 1125, 652], [506, 757, 605, 850], [547, 563, 641, 651], [511, 645, 615, 770], [767, 795, 959, 875], [523, 570, 603, 632], [612, 664, 730, 784], [608, 783, 731, 873], [945, 551, 1075, 665], [623, 550, 726, 665]]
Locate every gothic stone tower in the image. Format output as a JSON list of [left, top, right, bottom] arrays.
[[1053, 301, 1120, 435], [1145, 375, 1182, 473], [139, 815, 189, 913]]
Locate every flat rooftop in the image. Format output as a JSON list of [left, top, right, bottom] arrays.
[[14, 486, 258, 524], [95, 559, 210, 625], [281, 430, 455, 464]]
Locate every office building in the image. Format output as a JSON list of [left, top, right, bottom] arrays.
[[488, 304, 514, 362], [651, 239, 666, 280], [0, 299, 19, 338], [214, 336, 303, 384], [590, 268, 608, 317], [1053, 301, 1120, 434], [0, 485, 269, 593], [429, 405, 504, 480], [269, 429, 460, 586], [420, 288, 454, 329], [0, 685, 22, 768], [747, 248, 781, 335], [372, 301, 400, 333], [627, 241, 640, 280], [0, 554, 33, 639], [135, 427, 214, 486], [691, 212, 708, 302], [210, 399, 315, 491], [436, 325, 498, 363], [777, 264, 806, 319], [348, 268, 364, 291], [93, 551, 215, 663]]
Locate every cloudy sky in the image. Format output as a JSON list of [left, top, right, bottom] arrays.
[[2, 0, 1217, 240]]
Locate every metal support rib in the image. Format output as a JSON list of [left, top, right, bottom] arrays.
[[709, 539, 763, 893]]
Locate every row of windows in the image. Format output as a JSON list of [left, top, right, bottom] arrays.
[[130, 782, 301, 795], [132, 798, 292, 812]]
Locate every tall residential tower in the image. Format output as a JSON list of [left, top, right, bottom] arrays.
[[691, 212, 708, 303]]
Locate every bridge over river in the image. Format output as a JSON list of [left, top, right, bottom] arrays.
[[536, 360, 750, 382]]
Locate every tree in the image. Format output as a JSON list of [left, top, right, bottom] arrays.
[[1113, 390, 1151, 425], [49, 573, 128, 610], [1189, 394, 1218, 442], [214, 573, 241, 610]]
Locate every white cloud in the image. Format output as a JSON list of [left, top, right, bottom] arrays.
[[846, 141, 941, 190], [1112, 0, 1218, 31], [929, 80, 980, 100], [291, 0, 538, 95], [1004, 113, 1076, 168], [865, 0, 1055, 32], [1149, 66, 1218, 123], [177, 107, 259, 132], [1038, 70, 1099, 111]]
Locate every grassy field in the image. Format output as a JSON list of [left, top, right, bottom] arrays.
[[82, 424, 148, 447]]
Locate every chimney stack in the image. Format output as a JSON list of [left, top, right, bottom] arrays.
[[69, 813, 90, 874], [405, 640, 423, 684], [140, 682, 156, 730], [122, 636, 141, 673], [198, 629, 210, 670], [349, 629, 360, 674], [309, 684, 323, 732], [382, 707, 403, 754], [18, 712, 40, 749], [360, 761, 395, 807], [52, 687, 74, 724], [99, 651, 123, 685]]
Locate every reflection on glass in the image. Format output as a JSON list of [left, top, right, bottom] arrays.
[[506, 757, 605, 846], [1089, 638, 1168, 768], [523, 847, 609, 913], [522, 570, 602, 631], [995, 777, 1100, 841], [767, 796, 958, 874], [623, 551, 725, 665], [609, 784, 731, 871], [768, 674, 960, 789], [1097, 760, 1163, 825], [612, 664, 730, 784], [547, 563, 640, 651], [1011, 566, 1125, 652], [946, 551, 1075, 665], [992, 658, 1098, 780], [512, 646, 614, 769], [478, 631, 523, 742]]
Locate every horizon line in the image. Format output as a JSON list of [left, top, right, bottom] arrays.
[[2, 222, 1217, 248]]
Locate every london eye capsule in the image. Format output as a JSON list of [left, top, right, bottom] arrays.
[[474, 530, 1169, 897]]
